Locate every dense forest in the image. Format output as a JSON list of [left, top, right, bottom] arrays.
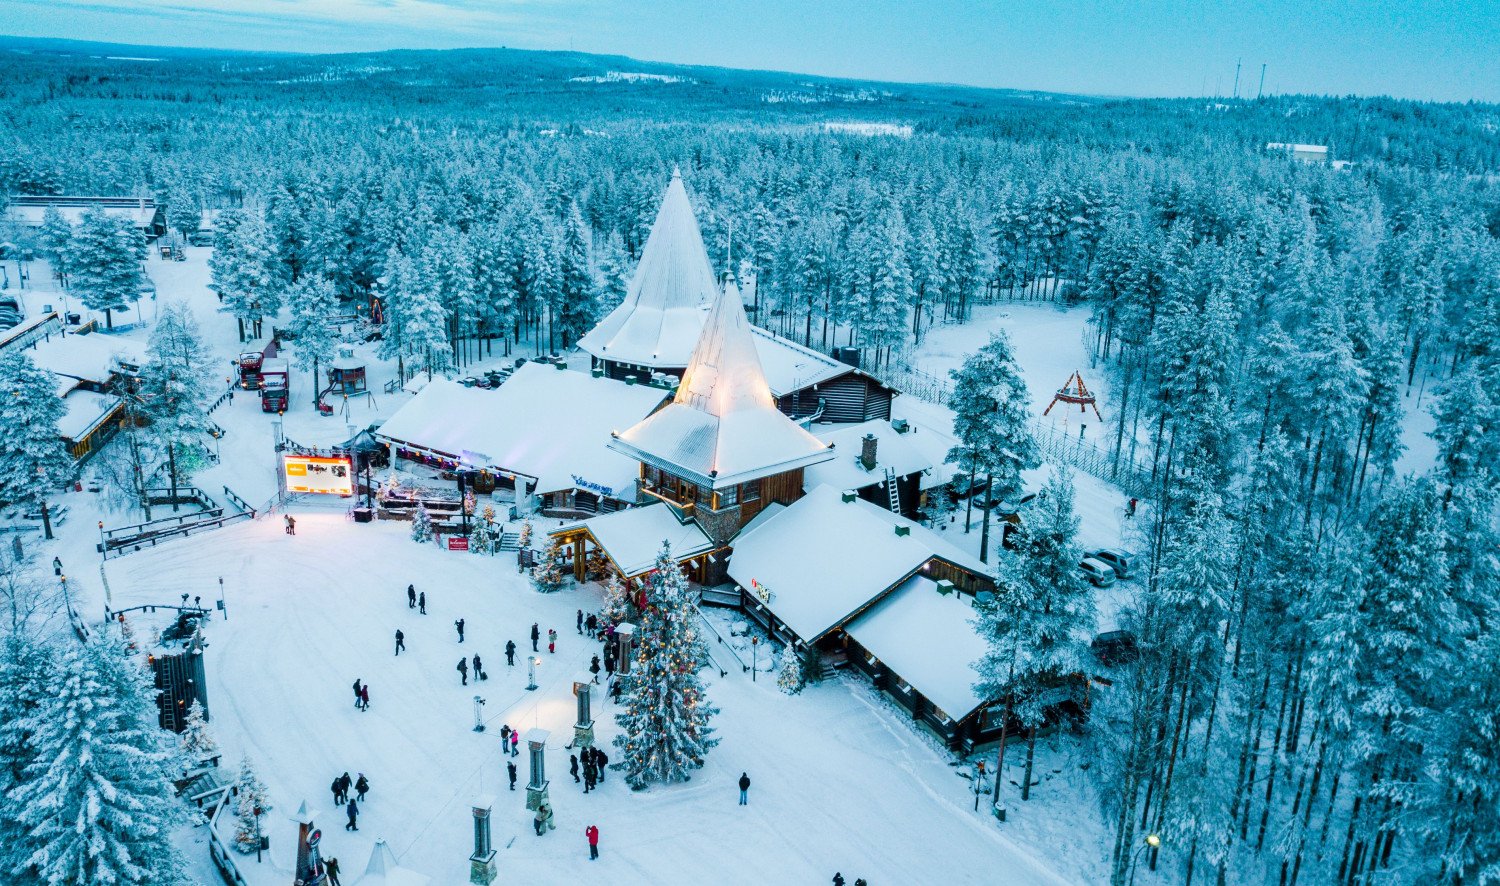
[[3, 39, 1499, 885]]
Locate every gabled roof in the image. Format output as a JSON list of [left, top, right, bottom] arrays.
[[576, 169, 719, 367], [610, 278, 832, 490], [805, 419, 934, 493], [552, 503, 716, 578], [727, 484, 989, 643]]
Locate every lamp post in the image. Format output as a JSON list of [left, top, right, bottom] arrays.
[[253, 804, 264, 863], [750, 636, 759, 682], [1128, 834, 1161, 886], [526, 656, 539, 691], [472, 695, 486, 733]]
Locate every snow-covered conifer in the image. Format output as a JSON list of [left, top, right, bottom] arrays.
[[178, 698, 217, 764], [286, 274, 340, 403], [231, 756, 272, 855], [210, 209, 284, 342], [67, 208, 145, 330], [138, 302, 215, 498], [776, 645, 805, 696], [409, 502, 433, 544], [0, 351, 74, 522], [530, 535, 568, 593]]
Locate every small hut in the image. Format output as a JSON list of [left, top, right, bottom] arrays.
[[327, 346, 368, 397]]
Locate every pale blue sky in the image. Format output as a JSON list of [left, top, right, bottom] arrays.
[[1, 0, 1496, 101]]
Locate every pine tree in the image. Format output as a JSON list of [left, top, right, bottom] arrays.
[[0, 633, 50, 853], [410, 502, 433, 544], [210, 209, 284, 342], [468, 514, 497, 556], [776, 645, 806, 696], [286, 274, 340, 405], [530, 535, 568, 593], [138, 302, 214, 502], [612, 543, 719, 789], [178, 699, 216, 764], [0, 351, 75, 532], [600, 570, 630, 627], [231, 757, 271, 855], [67, 208, 145, 330], [555, 204, 599, 347], [8, 635, 188, 885], [945, 331, 1040, 559], [517, 519, 534, 550], [38, 207, 74, 287]]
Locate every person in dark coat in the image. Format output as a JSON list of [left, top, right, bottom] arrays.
[[352, 678, 362, 709], [582, 759, 596, 793], [738, 772, 751, 805], [832, 875, 844, 886], [418, 592, 427, 614], [570, 754, 580, 783], [854, 879, 867, 886], [507, 760, 517, 791], [457, 657, 469, 686], [530, 623, 540, 652], [344, 799, 358, 831], [324, 857, 342, 886], [589, 655, 601, 683], [585, 824, 600, 860], [576, 609, 584, 634], [501, 724, 511, 749], [407, 584, 416, 608], [604, 652, 616, 679], [594, 748, 608, 782], [354, 774, 369, 801], [585, 613, 598, 635], [394, 630, 405, 655], [338, 772, 352, 804], [505, 640, 516, 666], [473, 653, 484, 680], [330, 777, 342, 807], [359, 684, 369, 711], [455, 618, 465, 643]]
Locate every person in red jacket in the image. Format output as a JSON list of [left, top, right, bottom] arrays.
[[585, 824, 599, 860]]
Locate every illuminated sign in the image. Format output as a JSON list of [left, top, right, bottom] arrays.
[[571, 474, 614, 497], [284, 455, 354, 496]]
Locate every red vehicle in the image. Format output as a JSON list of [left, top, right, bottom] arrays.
[[260, 358, 289, 413], [237, 351, 265, 389]]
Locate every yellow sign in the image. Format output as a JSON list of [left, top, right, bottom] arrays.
[[284, 455, 354, 496]]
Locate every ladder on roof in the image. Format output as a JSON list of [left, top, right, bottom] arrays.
[[884, 467, 901, 513]]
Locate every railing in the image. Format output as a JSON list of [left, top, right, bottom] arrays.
[[1030, 420, 1152, 500], [221, 485, 256, 518], [695, 606, 747, 676], [879, 363, 950, 405], [206, 382, 237, 415], [204, 784, 250, 886], [98, 501, 255, 559], [143, 484, 217, 511]]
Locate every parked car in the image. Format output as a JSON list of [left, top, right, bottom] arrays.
[[1087, 548, 1136, 581], [1091, 630, 1139, 665], [1079, 557, 1117, 588], [948, 473, 988, 501], [187, 230, 217, 247]]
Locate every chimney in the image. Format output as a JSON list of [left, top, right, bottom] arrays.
[[860, 434, 878, 471]]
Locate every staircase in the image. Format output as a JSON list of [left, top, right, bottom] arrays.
[[884, 467, 901, 513], [498, 531, 521, 552]]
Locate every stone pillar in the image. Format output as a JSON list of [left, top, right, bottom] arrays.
[[524, 728, 550, 811], [469, 796, 497, 885], [614, 623, 635, 676], [572, 676, 594, 750]]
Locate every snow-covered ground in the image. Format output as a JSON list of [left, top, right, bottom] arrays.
[[96, 516, 1090, 885]]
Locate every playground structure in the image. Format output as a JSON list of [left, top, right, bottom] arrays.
[[1043, 369, 1102, 421], [317, 345, 374, 416]]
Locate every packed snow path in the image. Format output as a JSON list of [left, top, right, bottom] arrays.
[[103, 515, 1078, 884]]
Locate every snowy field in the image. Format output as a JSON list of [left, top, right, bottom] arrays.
[[99, 516, 1089, 885]]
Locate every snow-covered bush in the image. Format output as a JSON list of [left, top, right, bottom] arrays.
[[776, 646, 805, 695], [232, 757, 272, 854], [410, 502, 434, 544]]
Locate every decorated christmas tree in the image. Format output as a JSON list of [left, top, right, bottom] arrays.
[[530, 535, 568, 593], [231, 756, 272, 855], [612, 543, 719, 789], [410, 502, 433, 544], [776, 646, 806, 695], [517, 519, 534, 549], [600, 571, 631, 627], [178, 698, 217, 765], [469, 516, 497, 555]]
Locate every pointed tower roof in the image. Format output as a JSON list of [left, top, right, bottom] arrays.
[[577, 169, 719, 368], [611, 278, 833, 490], [363, 839, 430, 886]]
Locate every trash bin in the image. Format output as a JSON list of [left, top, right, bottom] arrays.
[[353, 508, 373, 524]]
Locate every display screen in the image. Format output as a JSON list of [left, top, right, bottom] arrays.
[[284, 455, 354, 496]]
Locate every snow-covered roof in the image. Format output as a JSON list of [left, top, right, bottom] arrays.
[[805, 419, 933, 492], [553, 502, 716, 577], [24, 331, 145, 385], [845, 574, 991, 721], [362, 838, 430, 886], [576, 170, 720, 368], [750, 328, 854, 397], [728, 484, 989, 642], [611, 278, 833, 490], [5, 199, 159, 230], [375, 364, 668, 497], [889, 396, 963, 489], [57, 389, 121, 442]]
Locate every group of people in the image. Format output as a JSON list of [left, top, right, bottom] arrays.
[[350, 678, 370, 711], [568, 745, 610, 793], [329, 772, 370, 832]]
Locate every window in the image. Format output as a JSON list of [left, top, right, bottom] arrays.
[[741, 481, 760, 503], [717, 486, 738, 508]]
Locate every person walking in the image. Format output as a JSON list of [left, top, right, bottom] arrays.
[[344, 798, 358, 831], [354, 774, 369, 802], [455, 618, 465, 643], [352, 678, 363, 709], [533, 803, 554, 836], [473, 653, 485, 681], [547, 628, 557, 654], [359, 683, 370, 711], [507, 760, 517, 791], [604, 652, 616, 680], [832, 874, 844, 886], [339, 772, 352, 801], [324, 857, 342, 886], [854, 879, 867, 886], [407, 584, 416, 608], [576, 609, 584, 634], [585, 824, 600, 860], [418, 592, 427, 614], [510, 729, 519, 757], [530, 623, 540, 652], [457, 657, 469, 686], [500, 724, 511, 749], [505, 640, 516, 667], [589, 655, 601, 683], [570, 754, 580, 783], [738, 772, 751, 805], [330, 776, 342, 807], [394, 629, 405, 656], [585, 613, 598, 636], [594, 748, 608, 782], [582, 759, 596, 793], [284, 515, 296, 536]]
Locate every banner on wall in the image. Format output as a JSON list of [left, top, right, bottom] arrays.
[[284, 454, 354, 496]]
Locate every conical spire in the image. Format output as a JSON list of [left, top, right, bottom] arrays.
[[612, 278, 832, 490], [365, 839, 396, 876], [576, 170, 719, 367]]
